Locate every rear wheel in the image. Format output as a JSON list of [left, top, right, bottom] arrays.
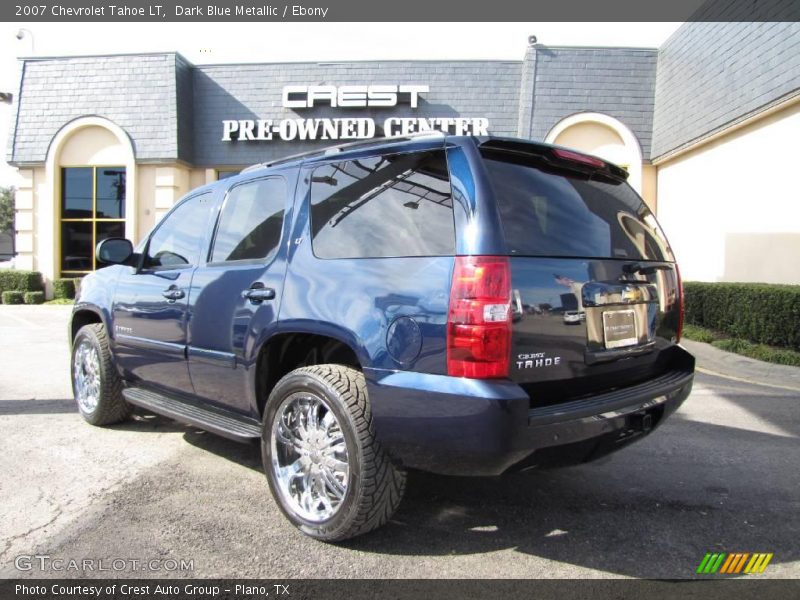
[[71, 323, 132, 426], [262, 365, 406, 541]]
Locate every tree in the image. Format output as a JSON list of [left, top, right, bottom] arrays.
[[0, 187, 14, 233]]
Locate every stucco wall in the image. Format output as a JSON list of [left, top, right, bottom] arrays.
[[656, 99, 800, 284], [136, 164, 192, 242]]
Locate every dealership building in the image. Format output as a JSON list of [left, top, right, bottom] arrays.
[[5, 21, 800, 291]]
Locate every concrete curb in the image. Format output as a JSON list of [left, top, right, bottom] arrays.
[[681, 339, 800, 392]]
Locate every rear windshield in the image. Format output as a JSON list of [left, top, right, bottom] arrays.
[[482, 153, 673, 261]]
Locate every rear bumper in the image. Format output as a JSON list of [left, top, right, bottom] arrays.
[[365, 346, 694, 476]]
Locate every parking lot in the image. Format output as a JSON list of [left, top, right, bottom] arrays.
[[0, 305, 798, 579]]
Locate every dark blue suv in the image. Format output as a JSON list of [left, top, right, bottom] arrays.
[[69, 135, 694, 541]]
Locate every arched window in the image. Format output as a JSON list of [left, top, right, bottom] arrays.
[[46, 118, 136, 278]]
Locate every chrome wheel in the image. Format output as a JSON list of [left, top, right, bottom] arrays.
[[270, 392, 350, 522], [73, 339, 101, 414]]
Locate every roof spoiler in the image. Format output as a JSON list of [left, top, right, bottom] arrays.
[[479, 138, 629, 182]]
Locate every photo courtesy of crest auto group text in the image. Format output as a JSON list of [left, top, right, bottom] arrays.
[[0, 0, 799, 599]]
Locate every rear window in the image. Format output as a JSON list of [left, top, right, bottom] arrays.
[[482, 154, 672, 261], [309, 150, 455, 259]]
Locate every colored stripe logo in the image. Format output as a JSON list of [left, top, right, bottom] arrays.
[[696, 552, 773, 574]]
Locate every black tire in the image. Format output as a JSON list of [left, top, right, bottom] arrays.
[[261, 364, 406, 541], [71, 323, 132, 426]]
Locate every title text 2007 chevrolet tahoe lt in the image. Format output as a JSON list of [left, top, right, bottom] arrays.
[[69, 135, 694, 541]]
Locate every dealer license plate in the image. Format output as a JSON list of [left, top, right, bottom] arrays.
[[603, 309, 638, 349]]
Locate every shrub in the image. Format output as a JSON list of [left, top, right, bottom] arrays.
[[23, 291, 45, 305], [53, 278, 77, 300], [683, 282, 800, 350], [0, 270, 44, 294], [1, 290, 24, 305], [681, 324, 718, 344]]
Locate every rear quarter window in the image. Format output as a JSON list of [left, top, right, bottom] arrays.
[[482, 154, 672, 261], [309, 150, 455, 259]]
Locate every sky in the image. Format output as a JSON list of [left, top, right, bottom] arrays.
[[0, 22, 683, 186]]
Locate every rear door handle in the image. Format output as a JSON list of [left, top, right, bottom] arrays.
[[161, 287, 185, 302], [242, 285, 276, 304]]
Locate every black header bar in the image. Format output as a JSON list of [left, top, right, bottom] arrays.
[[4, 0, 800, 22]]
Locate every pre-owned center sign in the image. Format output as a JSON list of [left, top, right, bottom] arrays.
[[221, 84, 489, 142]]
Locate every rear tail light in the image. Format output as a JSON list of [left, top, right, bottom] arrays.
[[676, 263, 685, 342], [447, 256, 512, 378]]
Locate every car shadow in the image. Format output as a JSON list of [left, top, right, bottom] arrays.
[[109, 410, 202, 435], [181, 426, 263, 471]]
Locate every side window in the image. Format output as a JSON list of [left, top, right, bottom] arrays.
[[211, 178, 287, 263], [144, 192, 212, 269], [309, 150, 455, 259]]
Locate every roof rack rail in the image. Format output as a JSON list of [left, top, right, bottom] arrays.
[[241, 131, 448, 174]]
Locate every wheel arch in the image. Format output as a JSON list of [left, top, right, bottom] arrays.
[[70, 304, 108, 346], [253, 326, 366, 417]]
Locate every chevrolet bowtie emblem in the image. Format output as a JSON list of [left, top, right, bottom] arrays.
[[622, 287, 641, 302]]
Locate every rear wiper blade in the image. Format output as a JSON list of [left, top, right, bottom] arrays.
[[622, 262, 673, 275]]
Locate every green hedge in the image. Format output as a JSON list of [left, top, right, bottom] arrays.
[[1, 290, 24, 305], [684, 282, 800, 350], [0, 270, 44, 295], [23, 291, 45, 305], [53, 278, 78, 300]]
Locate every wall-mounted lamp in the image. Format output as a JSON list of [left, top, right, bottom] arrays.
[[15, 28, 35, 53]]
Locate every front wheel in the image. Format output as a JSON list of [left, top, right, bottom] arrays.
[[261, 365, 406, 541]]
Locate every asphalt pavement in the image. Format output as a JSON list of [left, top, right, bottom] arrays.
[[0, 305, 798, 579]]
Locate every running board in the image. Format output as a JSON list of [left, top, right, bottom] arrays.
[[122, 387, 261, 443]]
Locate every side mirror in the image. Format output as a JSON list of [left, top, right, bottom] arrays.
[[96, 237, 134, 265]]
